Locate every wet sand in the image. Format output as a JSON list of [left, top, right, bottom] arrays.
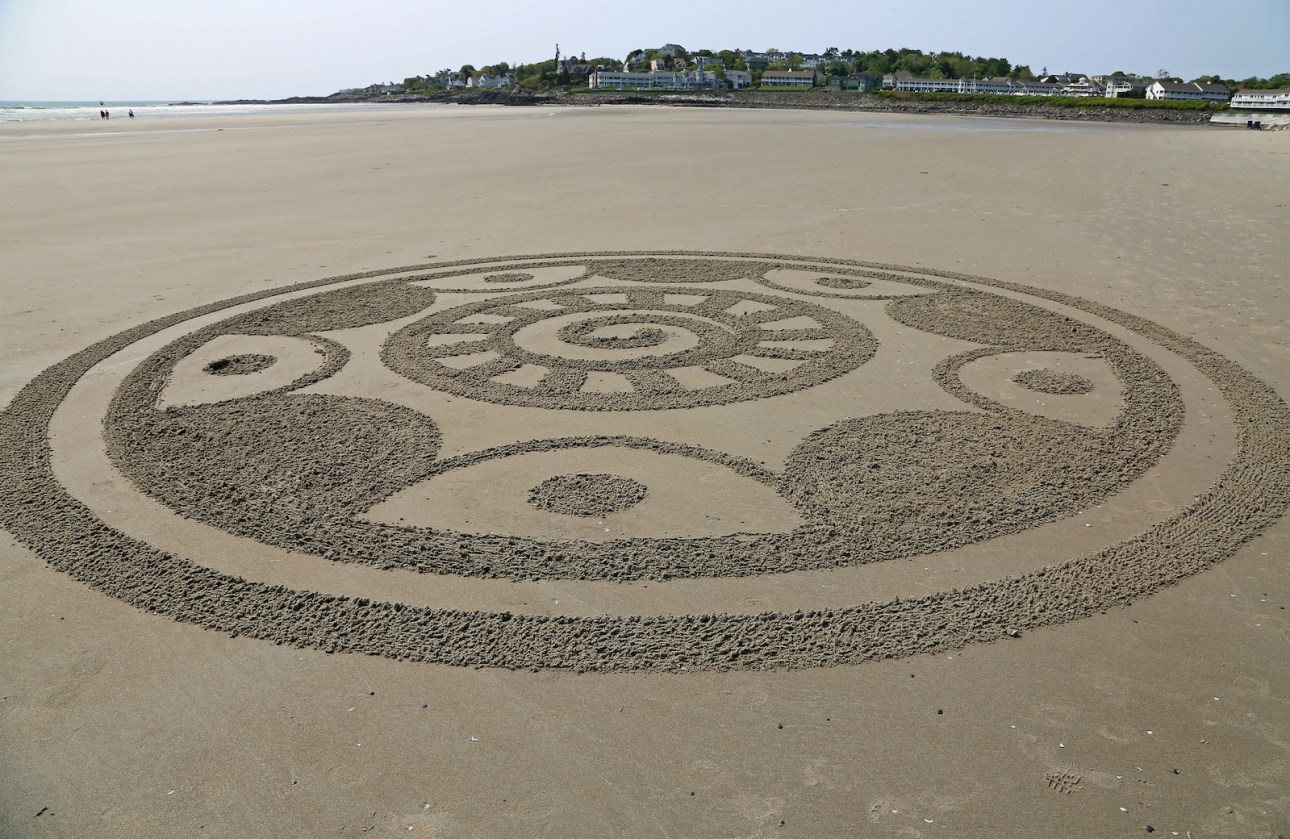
[[2, 106, 1288, 836]]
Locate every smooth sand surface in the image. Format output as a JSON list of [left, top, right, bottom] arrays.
[[2, 105, 1288, 836]]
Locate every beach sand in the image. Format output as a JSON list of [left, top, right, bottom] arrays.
[[2, 105, 1288, 837]]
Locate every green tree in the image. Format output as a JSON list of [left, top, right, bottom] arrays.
[[716, 49, 745, 70]]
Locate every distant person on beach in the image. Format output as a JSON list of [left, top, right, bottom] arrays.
[[128, 109, 134, 118], [100, 110, 106, 119]]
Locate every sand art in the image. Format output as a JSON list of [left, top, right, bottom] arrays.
[[1012, 368, 1096, 395], [528, 473, 650, 518], [2, 251, 1286, 672]]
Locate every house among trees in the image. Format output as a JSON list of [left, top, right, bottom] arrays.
[[467, 74, 513, 89], [828, 73, 881, 91]]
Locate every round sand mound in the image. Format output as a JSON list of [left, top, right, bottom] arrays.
[[203, 353, 277, 376], [1012, 368, 1096, 394], [1, 251, 1285, 672], [528, 473, 649, 517]]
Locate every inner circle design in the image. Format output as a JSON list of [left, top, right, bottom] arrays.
[[816, 277, 872, 290], [557, 321, 671, 351], [1013, 368, 1096, 394], [1, 250, 1285, 674], [528, 473, 649, 517], [204, 353, 277, 376], [382, 286, 877, 411]]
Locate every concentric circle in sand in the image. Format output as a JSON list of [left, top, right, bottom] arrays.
[[2, 251, 1285, 672]]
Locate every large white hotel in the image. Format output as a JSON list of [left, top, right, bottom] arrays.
[[588, 69, 753, 91]]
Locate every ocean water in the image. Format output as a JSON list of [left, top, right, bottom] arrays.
[[0, 101, 408, 122]]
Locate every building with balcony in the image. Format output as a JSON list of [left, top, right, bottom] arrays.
[[1230, 88, 1290, 109], [761, 70, 818, 88], [1146, 81, 1230, 102], [588, 70, 723, 91]]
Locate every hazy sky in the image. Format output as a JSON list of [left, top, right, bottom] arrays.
[[1, 0, 1286, 100]]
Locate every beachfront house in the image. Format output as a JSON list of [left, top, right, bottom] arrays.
[[587, 70, 724, 91], [761, 70, 818, 88], [885, 74, 1064, 96], [1101, 79, 1141, 98], [725, 70, 753, 90], [1056, 76, 1104, 97], [1230, 88, 1290, 109], [828, 73, 881, 92], [467, 74, 513, 90], [1146, 81, 1231, 102], [1194, 82, 1234, 102]]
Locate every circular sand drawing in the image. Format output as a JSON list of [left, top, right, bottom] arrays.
[[382, 286, 876, 410], [1, 251, 1286, 673]]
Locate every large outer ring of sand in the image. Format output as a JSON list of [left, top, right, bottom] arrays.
[[1, 251, 1286, 672]]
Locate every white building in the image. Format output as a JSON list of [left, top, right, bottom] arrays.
[[1146, 81, 1230, 102], [1194, 82, 1233, 102], [1102, 79, 1138, 97], [467, 74, 513, 89], [725, 70, 753, 90], [588, 70, 723, 91], [891, 76, 1060, 96], [1230, 88, 1290, 109], [761, 70, 818, 87], [1056, 77, 1105, 97], [893, 77, 965, 93]]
